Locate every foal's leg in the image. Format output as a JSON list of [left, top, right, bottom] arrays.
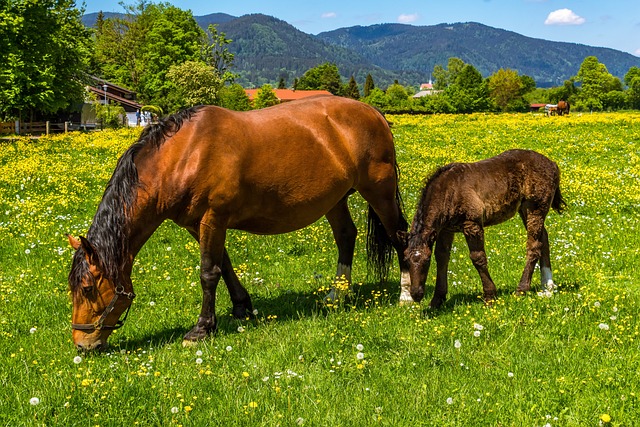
[[538, 225, 556, 290], [183, 217, 226, 343], [463, 222, 498, 303], [324, 197, 357, 302], [516, 209, 547, 294], [429, 230, 455, 309]]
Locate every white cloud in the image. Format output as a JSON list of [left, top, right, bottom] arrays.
[[635, 48, 640, 57], [544, 8, 586, 26], [321, 12, 337, 19], [397, 13, 419, 24]]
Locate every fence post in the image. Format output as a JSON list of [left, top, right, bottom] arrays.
[[64, 121, 69, 133], [46, 121, 50, 135], [15, 120, 19, 135]]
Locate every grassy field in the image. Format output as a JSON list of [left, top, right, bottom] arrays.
[[1, 111, 639, 426]]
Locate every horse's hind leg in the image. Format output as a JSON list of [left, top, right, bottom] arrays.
[[463, 222, 497, 303], [324, 196, 357, 302], [517, 208, 547, 294]]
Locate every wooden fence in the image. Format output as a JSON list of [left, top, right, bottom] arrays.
[[0, 121, 73, 136]]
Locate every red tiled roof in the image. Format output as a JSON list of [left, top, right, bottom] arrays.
[[87, 86, 142, 110], [245, 89, 333, 102]]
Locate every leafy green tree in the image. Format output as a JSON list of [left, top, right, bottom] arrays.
[[362, 88, 387, 109], [277, 77, 286, 89], [624, 67, 640, 109], [166, 61, 222, 110], [386, 83, 409, 107], [445, 63, 491, 113], [219, 84, 252, 111], [488, 68, 523, 111], [344, 76, 360, 99], [297, 62, 342, 95], [0, 0, 91, 120], [432, 58, 465, 90], [363, 74, 375, 97], [253, 84, 279, 109], [573, 56, 620, 111], [201, 24, 236, 84]]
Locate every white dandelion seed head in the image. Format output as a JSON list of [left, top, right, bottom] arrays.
[[237, 326, 245, 333], [195, 358, 203, 364], [73, 356, 82, 364], [25, 249, 31, 254], [473, 330, 481, 337], [149, 301, 155, 306], [171, 406, 179, 414], [508, 372, 514, 378], [356, 343, 364, 351], [598, 323, 610, 331], [30, 397, 40, 405], [473, 323, 484, 330], [195, 350, 203, 357], [296, 417, 304, 425], [454, 339, 462, 349], [446, 397, 453, 405], [356, 352, 365, 360], [226, 346, 233, 352], [252, 309, 259, 316], [29, 327, 37, 334], [594, 301, 601, 308]]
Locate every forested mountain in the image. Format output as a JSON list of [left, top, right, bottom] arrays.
[[83, 12, 640, 88]]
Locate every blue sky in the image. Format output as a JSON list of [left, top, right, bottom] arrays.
[[82, 0, 640, 56]]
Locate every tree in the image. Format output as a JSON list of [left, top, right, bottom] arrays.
[[344, 75, 360, 99], [201, 24, 236, 84], [624, 66, 640, 109], [0, 0, 91, 120], [363, 74, 375, 97], [166, 61, 222, 110], [253, 84, 279, 109], [488, 69, 524, 112], [573, 56, 619, 111], [386, 83, 409, 107], [297, 63, 342, 95], [219, 84, 252, 111]]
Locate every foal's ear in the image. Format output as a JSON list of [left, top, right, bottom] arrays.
[[67, 234, 82, 251], [396, 230, 409, 245]]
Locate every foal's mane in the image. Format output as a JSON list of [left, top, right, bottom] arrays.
[[409, 163, 459, 240], [69, 106, 205, 290]]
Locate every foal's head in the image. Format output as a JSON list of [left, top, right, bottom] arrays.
[[398, 231, 433, 302], [67, 235, 135, 351]]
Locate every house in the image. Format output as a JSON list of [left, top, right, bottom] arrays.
[[83, 77, 143, 127], [412, 81, 441, 98], [244, 88, 333, 103]]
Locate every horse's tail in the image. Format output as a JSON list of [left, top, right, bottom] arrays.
[[552, 185, 567, 214], [366, 161, 408, 282]]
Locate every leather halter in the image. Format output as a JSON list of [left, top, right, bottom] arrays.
[[71, 283, 136, 331]]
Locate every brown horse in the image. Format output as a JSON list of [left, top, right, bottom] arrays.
[[68, 96, 411, 351], [399, 149, 565, 308], [557, 100, 570, 116]]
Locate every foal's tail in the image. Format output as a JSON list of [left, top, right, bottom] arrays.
[[552, 185, 567, 214], [366, 162, 408, 282]]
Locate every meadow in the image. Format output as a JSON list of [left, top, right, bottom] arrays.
[[1, 111, 639, 426]]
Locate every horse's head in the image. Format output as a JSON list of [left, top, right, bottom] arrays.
[[398, 231, 432, 302], [67, 235, 135, 351]]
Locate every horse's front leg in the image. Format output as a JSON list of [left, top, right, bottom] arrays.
[[324, 197, 357, 302], [463, 222, 497, 303], [183, 219, 226, 344], [538, 225, 556, 291], [430, 230, 454, 309], [221, 248, 254, 319]]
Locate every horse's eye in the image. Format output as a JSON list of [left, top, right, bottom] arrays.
[[82, 285, 95, 296]]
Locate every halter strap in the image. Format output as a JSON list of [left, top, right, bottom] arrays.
[[71, 285, 136, 331]]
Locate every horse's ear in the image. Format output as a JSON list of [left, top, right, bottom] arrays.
[[397, 230, 409, 246], [79, 236, 100, 266], [67, 234, 82, 251]]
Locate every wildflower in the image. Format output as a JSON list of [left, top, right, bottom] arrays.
[[184, 405, 192, 412], [195, 358, 203, 365], [599, 323, 610, 331], [594, 301, 601, 308], [508, 372, 514, 378], [171, 407, 179, 414], [296, 417, 304, 425], [446, 397, 453, 405], [149, 301, 155, 306], [356, 343, 364, 351], [248, 401, 257, 408], [356, 352, 365, 360], [262, 376, 270, 382], [252, 309, 259, 316], [73, 356, 82, 364], [473, 330, 481, 337], [600, 413, 611, 423], [25, 249, 31, 254], [29, 327, 37, 334], [242, 372, 249, 378], [454, 339, 462, 349], [29, 397, 40, 405], [237, 326, 245, 333], [226, 346, 233, 352], [473, 323, 484, 330], [195, 350, 203, 357]]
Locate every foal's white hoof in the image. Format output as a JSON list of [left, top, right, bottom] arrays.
[[398, 294, 416, 306], [182, 340, 199, 348]]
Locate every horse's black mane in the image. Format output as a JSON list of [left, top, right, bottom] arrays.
[[409, 163, 459, 242], [69, 106, 205, 291]]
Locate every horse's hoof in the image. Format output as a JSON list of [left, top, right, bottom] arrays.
[[182, 339, 199, 348]]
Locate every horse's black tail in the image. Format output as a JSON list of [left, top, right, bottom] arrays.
[[366, 163, 408, 282], [552, 185, 567, 214]]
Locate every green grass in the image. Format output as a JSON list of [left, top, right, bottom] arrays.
[[1, 112, 639, 426]]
